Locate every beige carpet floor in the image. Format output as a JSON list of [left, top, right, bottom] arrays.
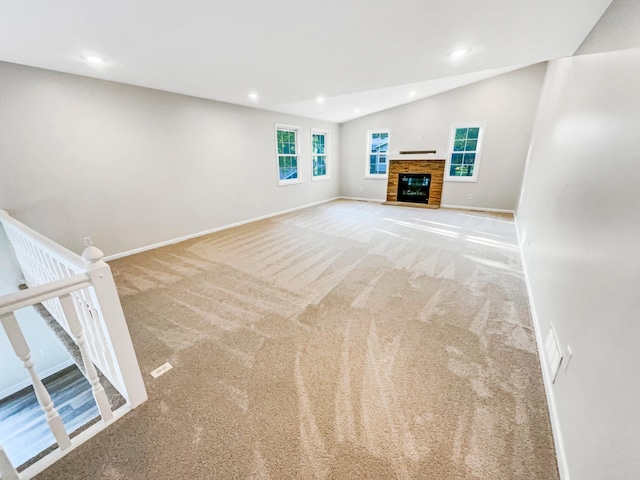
[[36, 200, 558, 479]]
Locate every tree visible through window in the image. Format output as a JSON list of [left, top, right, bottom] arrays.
[[312, 131, 328, 178], [445, 123, 485, 182], [276, 125, 301, 185], [367, 130, 390, 176]]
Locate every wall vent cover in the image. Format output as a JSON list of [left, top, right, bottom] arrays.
[[544, 325, 563, 383]]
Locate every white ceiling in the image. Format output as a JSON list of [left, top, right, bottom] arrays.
[[0, 0, 612, 123]]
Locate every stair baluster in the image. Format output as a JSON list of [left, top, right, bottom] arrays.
[[59, 293, 113, 422], [0, 312, 71, 451]]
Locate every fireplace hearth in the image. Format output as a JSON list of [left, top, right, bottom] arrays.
[[397, 174, 431, 204]]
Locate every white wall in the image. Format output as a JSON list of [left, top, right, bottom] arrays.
[[516, 47, 640, 480], [0, 61, 340, 257], [338, 64, 547, 210], [0, 226, 73, 398], [575, 0, 640, 55]]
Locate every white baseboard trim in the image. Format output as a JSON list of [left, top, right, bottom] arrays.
[[103, 197, 341, 261], [514, 216, 570, 480], [0, 358, 75, 400], [337, 196, 385, 203], [440, 204, 515, 214]]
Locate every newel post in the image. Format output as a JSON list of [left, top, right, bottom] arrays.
[[82, 246, 148, 408]]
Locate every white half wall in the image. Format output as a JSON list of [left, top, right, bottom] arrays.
[[338, 63, 547, 210], [516, 47, 640, 480], [0, 61, 340, 257]]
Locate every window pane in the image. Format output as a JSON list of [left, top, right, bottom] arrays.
[[466, 139, 478, 151], [378, 163, 387, 174], [467, 127, 480, 139], [450, 164, 460, 176], [379, 155, 386, 164], [370, 132, 389, 153], [453, 139, 465, 151], [451, 153, 463, 164], [290, 141, 296, 154], [455, 128, 467, 140], [457, 165, 470, 176], [463, 153, 476, 164]]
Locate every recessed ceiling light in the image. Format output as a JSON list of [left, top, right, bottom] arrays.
[[409, 91, 416, 97], [448, 48, 471, 58], [316, 96, 325, 103], [354, 108, 360, 113], [248, 92, 258, 100], [84, 55, 105, 64]]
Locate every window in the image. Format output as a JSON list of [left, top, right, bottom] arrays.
[[445, 122, 485, 182], [311, 129, 329, 180], [275, 124, 302, 186], [365, 130, 390, 178]]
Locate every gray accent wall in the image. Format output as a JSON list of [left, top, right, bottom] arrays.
[[0, 61, 340, 257], [338, 64, 547, 210], [516, 47, 640, 479]]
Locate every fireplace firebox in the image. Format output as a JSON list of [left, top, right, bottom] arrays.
[[397, 174, 431, 204]]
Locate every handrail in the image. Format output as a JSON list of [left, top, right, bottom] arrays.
[[0, 274, 91, 316], [0, 209, 85, 271], [0, 209, 147, 477]]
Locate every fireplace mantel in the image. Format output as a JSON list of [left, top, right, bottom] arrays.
[[385, 159, 445, 208]]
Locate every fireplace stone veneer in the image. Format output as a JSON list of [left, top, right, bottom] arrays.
[[385, 159, 445, 208]]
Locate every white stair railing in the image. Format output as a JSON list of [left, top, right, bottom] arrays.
[[0, 210, 147, 408], [0, 210, 147, 477]]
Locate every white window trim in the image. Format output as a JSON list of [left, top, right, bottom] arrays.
[[364, 129, 391, 179], [444, 121, 486, 183], [275, 123, 303, 186], [311, 128, 330, 181]]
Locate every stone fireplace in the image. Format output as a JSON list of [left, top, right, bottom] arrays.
[[385, 159, 445, 208]]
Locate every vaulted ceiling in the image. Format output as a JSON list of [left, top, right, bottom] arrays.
[[0, 0, 612, 122]]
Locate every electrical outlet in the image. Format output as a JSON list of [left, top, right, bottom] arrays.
[[467, 194, 473, 200], [83, 236, 93, 247]]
